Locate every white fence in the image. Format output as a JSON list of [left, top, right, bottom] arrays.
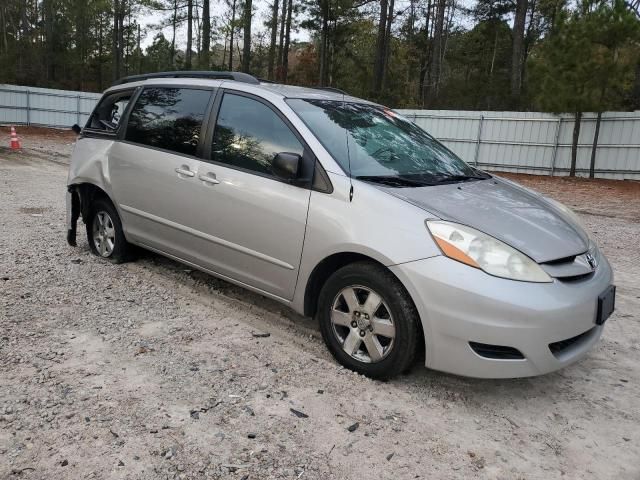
[[0, 84, 101, 128], [1, 84, 638, 180], [398, 110, 640, 180]]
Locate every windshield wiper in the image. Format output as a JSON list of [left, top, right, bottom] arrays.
[[356, 175, 434, 188], [432, 173, 489, 184]]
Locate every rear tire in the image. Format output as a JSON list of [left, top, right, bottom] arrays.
[[86, 198, 133, 264], [316, 261, 421, 379]]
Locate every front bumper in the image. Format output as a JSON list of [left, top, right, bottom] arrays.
[[390, 250, 613, 378]]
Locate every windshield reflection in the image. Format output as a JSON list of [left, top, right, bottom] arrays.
[[287, 99, 489, 186]]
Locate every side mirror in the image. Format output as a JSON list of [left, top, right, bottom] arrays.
[[272, 152, 301, 181], [71, 124, 82, 135]]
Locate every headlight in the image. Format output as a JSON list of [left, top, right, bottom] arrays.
[[426, 220, 552, 283]]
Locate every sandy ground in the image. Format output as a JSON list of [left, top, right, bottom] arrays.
[[1, 130, 639, 480]]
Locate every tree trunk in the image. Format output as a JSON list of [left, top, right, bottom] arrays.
[[171, 0, 177, 67], [328, 17, 336, 86], [631, 60, 640, 110], [267, 0, 279, 80], [382, 0, 395, 91], [408, 0, 415, 33], [522, 0, 537, 87], [137, 23, 141, 74], [425, 0, 445, 107], [373, 0, 388, 95], [194, 2, 201, 61], [589, 112, 601, 179], [277, 0, 287, 79], [124, 4, 131, 76], [202, 0, 210, 69], [242, 0, 252, 73], [186, 0, 193, 69], [441, 0, 455, 66], [419, 0, 433, 106], [112, 0, 120, 81], [229, 0, 236, 70], [282, 0, 292, 82], [98, 14, 103, 90], [43, 0, 55, 81], [510, 0, 527, 102], [319, 0, 329, 86], [119, 1, 125, 74], [0, 5, 8, 54], [487, 25, 498, 108], [570, 111, 582, 177], [222, 33, 227, 67], [76, 6, 84, 89]]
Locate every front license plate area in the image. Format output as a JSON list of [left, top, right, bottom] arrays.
[[596, 285, 616, 325]]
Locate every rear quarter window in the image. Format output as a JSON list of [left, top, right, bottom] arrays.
[[124, 87, 212, 156], [86, 90, 134, 133]]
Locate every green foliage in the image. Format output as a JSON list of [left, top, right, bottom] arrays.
[[143, 33, 176, 71], [530, 0, 640, 113], [436, 20, 513, 109]]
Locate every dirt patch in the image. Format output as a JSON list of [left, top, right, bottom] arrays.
[[0, 125, 76, 141], [0, 125, 76, 159], [497, 172, 640, 222]]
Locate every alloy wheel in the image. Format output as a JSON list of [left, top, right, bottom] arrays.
[[92, 211, 116, 257], [330, 285, 396, 363]]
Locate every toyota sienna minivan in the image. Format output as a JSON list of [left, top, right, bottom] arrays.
[[66, 71, 615, 379]]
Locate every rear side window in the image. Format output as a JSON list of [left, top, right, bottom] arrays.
[[212, 93, 304, 176], [87, 90, 133, 132], [125, 87, 211, 156]]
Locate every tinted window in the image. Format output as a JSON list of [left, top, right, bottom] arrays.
[[212, 93, 304, 176], [125, 87, 211, 156], [87, 90, 133, 132]]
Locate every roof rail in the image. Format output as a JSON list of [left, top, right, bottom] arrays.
[[112, 71, 260, 86], [312, 86, 348, 95]]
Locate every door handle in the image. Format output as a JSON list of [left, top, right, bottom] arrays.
[[199, 173, 220, 185], [175, 167, 195, 177]]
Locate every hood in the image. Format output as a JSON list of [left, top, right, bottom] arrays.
[[377, 177, 589, 263]]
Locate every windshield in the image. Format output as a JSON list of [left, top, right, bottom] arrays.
[[286, 99, 489, 186]]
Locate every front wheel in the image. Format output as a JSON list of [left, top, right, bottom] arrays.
[[86, 198, 132, 264], [317, 261, 421, 379]]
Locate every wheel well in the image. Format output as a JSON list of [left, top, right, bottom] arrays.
[[304, 252, 426, 361], [303, 252, 391, 318], [70, 183, 112, 221]]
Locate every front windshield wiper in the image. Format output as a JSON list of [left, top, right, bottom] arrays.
[[432, 173, 490, 184], [356, 175, 435, 188]]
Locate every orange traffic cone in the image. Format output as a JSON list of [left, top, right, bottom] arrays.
[[10, 126, 21, 150]]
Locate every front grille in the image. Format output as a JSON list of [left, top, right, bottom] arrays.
[[558, 272, 595, 283], [549, 328, 594, 357], [469, 342, 525, 360], [544, 255, 577, 265], [540, 250, 597, 281]]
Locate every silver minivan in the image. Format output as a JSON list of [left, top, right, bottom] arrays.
[[67, 71, 615, 379]]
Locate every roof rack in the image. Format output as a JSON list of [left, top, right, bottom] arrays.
[[312, 86, 348, 95], [112, 71, 260, 86]]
